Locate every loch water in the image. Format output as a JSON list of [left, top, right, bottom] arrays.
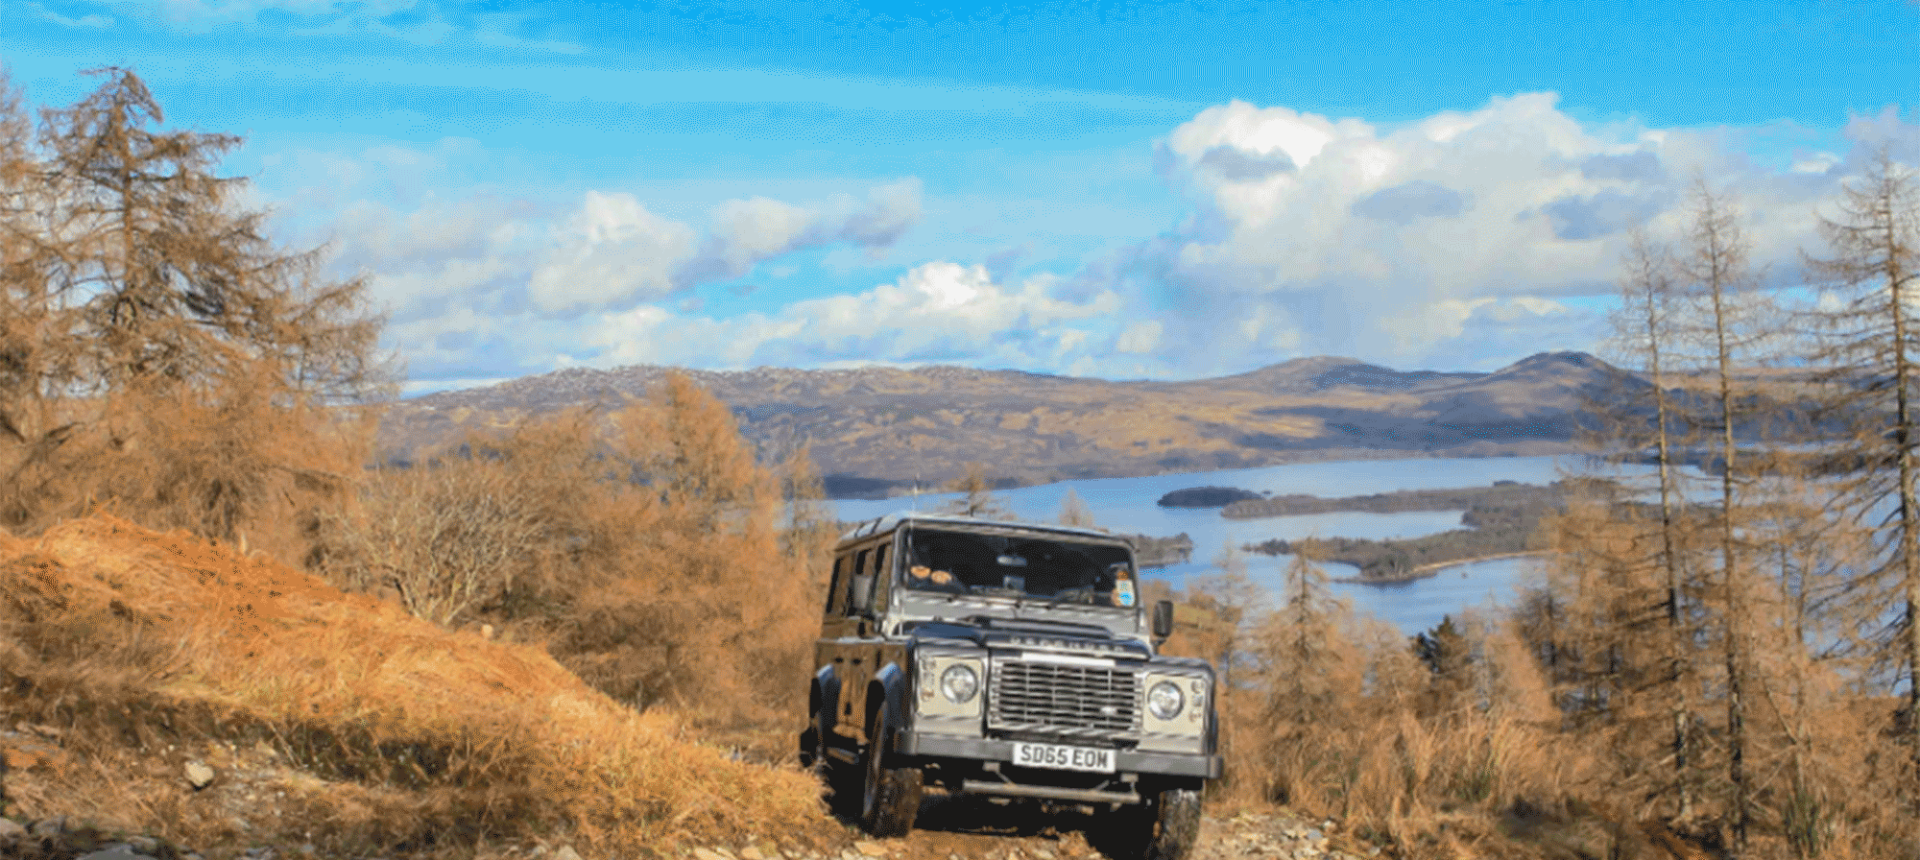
[[831, 455, 1658, 635]]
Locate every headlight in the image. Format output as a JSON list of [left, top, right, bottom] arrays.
[[940, 663, 980, 704], [1148, 680, 1184, 720]]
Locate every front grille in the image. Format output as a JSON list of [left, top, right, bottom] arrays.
[[988, 657, 1141, 739]]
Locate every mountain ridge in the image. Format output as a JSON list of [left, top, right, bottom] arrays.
[[380, 351, 1629, 497]]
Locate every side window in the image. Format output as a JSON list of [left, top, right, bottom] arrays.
[[872, 543, 892, 609], [847, 549, 872, 614], [824, 553, 849, 616]]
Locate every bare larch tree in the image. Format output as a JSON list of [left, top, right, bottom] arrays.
[[0, 67, 388, 540], [1804, 150, 1920, 780], [1675, 181, 1772, 856]]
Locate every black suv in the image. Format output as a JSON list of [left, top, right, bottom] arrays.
[[800, 512, 1220, 860]]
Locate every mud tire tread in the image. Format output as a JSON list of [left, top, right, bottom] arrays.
[[859, 711, 922, 837], [1140, 787, 1202, 860]]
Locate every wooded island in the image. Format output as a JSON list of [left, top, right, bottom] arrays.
[[1238, 482, 1565, 582]]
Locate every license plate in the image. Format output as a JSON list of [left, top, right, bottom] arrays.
[[1011, 741, 1114, 773]]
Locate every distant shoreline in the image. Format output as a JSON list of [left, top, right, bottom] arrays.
[[821, 447, 1582, 500], [1330, 550, 1553, 586]]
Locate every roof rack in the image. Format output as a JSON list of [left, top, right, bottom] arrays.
[[837, 510, 1116, 543]]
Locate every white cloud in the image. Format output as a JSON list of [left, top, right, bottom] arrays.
[[528, 191, 699, 313], [1791, 152, 1841, 174], [522, 179, 922, 315], [1115, 320, 1162, 354], [270, 140, 926, 323], [27, 2, 112, 27], [686, 178, 922, 285], [273, 98, 1916, 388], [1129, 92, 1917, 374], [578, 261, 1123, 371]]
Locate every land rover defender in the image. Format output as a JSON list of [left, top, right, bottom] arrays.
[[800, 512, 1220, 860]]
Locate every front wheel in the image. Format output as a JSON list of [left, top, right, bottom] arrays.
[[1133, 787, 1201, 860], [859, 709, 922, 837]]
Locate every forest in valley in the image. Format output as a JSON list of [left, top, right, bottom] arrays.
[[0, 67, 1915, 860]]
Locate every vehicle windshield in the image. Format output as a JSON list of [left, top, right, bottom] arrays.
[[900, 526, 1138, 607]]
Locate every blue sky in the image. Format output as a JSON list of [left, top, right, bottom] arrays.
[[3, 0, 1915, 392]]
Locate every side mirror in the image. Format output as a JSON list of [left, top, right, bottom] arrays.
[[849, 574, 876, 616], [1151, 599, 1175, 642]]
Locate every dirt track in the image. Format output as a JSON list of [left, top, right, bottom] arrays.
[[685, 796, 1380, 860]]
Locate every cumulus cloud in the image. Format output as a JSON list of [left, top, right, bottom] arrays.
[[1843, 105, 1920, 166], [1351, 180, 1470, 224], [578, 261, 1122, 371], [523, 178, 921, 315], [280, 144, 924, 321], [1128, 92, 1919, 373], [1580, 151, 1665, 183], [528, 192, 700, 313], [1538, 189, 1671, 241], [677, 178, 923, 287], [285, 97, 1915, 388]]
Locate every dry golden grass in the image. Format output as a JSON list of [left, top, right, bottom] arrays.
[[0, 515, 823, 857]]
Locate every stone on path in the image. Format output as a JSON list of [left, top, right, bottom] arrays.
[[79, 846, 156, 860], [184, 761, 215, 790]]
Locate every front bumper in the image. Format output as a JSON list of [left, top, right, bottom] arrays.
[[896, 731, 1222, 780]]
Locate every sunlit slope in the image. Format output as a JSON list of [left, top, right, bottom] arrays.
[[382, 351, 1633, 492], [0, 516, 821, 854]]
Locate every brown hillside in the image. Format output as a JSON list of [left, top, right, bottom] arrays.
[[379, 352, 1631, 496], [0, 516, 823, 856]]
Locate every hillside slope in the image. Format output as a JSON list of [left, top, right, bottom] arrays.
[[0, 516, 823, 857], [380, 352, 1634, 496], [0, 517, 1405, 860]]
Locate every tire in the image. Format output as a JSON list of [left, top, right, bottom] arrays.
[[859, 708, 922, 837], [1133, 787, 1201, 860]]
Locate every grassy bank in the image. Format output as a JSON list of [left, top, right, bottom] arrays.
[[0, 516, 826, 857]]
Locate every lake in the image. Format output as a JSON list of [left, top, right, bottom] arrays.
[[831, 455, 1647, 635]]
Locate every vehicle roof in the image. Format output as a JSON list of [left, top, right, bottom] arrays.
[[836, 510, 1125, 547]]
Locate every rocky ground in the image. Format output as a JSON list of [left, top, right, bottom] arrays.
[[0, 809, 1384, 860], [672, 804, 1384, 860], [0, 800, 1384, 860], [4, 722, 1386, 860]]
